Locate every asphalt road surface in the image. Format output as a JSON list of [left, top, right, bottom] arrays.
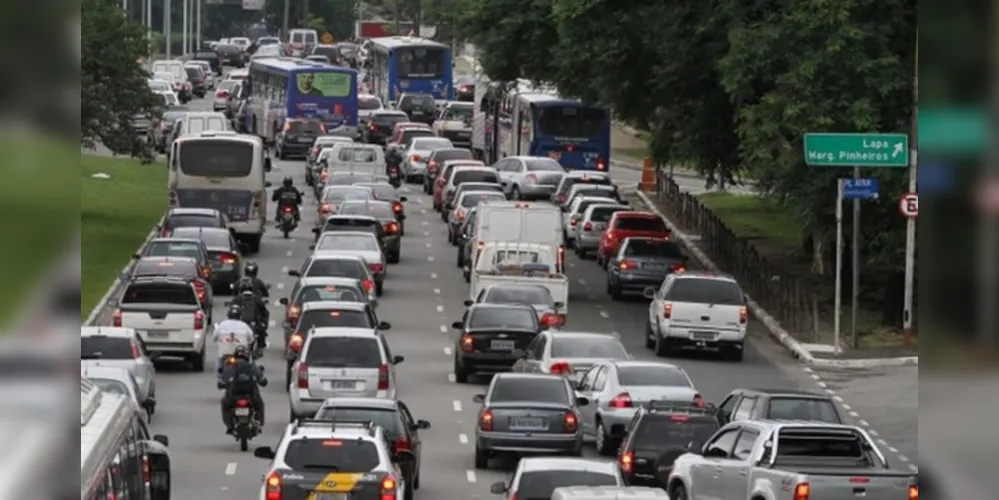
[[85, 74, 916, 499]]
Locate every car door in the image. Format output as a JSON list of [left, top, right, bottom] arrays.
[[133, 335, 156, 390], [575, 365, 603, 433], [730, 396, 757, 423], [721, 428, 759, 496], [692, 427, 740, 500]]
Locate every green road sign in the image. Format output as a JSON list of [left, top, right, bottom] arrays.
[[803, 133, 909, 167]]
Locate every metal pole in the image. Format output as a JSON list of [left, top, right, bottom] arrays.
[[901, 35, 917, 349], [195, 0, 201, 50], [851, 166, 860, 348], [181, 0, 187, 55], [282, 0, 290, 39], [834, 179, 844, 353], [165, 0, 172, 59]]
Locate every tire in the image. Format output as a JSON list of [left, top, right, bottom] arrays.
[[610, 285, 622, 301], [727, 345, 744, 362], [414, 469, 420, 489], [474, 446, 489, 469], [285, 361, 292, 392], [240, 436, 248, 452], [595, 420, 617, 456], [247, 234, 262, 254], [282, 227, 290, 239], [388, 252, 400, 264], [512, 186, 521, 200], [670, 484, 688, 500], [654, 330, 670, 357], [191, 348, 206, 372], [453, 356, 468, 383], [375, 281, 384, 296], [457, 249, 464, 268]]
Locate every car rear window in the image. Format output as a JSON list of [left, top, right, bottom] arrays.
[[491, 377, 567, 404], [327, 174, 377, 185], [296, 309, 371, 330], [145, 241, 201, 260], [358, 184, 396, 201], [81, 337, 133, 360], [283, 439, 379, 472], [623, 239, 683, 258], [550, 336, 627, 359], [766, 398, 841, 423], [132, 260, 197, 278], [567, 176, 611, 189], [401, 130, 433, 143], [633, 416, 719, 447], [453, 170, 498, 185], [336, 147, 378, 162], [166, 214, 219, 229], [359, 96, 381, 110], [460, 192, 505, 208], [323, 220, 380, 236], [525, 158, 565, 172], [313, 407, 403, 435], [615, 216, 666, 231], [170, 229, 230, 248], [617, 365, 691, 387], [317, 234, 379, 252], [122, 282, 197, 305], [457, 184, 503, 196], [412, 138, 453, 150], [468, 307, 537, 330], [373, 113, 407, 125], [296, 285, 364, 304], [518, 471, 619, 499], [305, 337, 381, 367], [665, 278, 744, 305], [589, 206, 627, 223], [305, 259, 365, 278], [484, 287, 553, 306], [338, 203, 394, 219], [323, 188, 373, 202], [431, 149, 473, 162], [289, 121, 323, 134], [577, 198, 617, 214]]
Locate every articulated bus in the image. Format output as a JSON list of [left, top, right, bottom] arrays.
[[81, 378, 171, 500], [367, 36, 454, 105], [243, 58, 359, 142]]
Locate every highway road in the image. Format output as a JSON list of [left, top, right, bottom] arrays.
[[85, 69, 916, 499]]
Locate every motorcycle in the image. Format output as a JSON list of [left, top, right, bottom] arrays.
[[279, 206, 296, 238], [388, 167, 402, 188], [231, 397, 261, 451]]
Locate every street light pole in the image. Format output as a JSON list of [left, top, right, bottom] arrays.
[[902, 34, 917, 349]]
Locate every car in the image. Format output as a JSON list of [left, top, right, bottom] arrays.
[[468, 283, 564, 323], [454, 75, 475, 101], [432, 101, 473, 148], [716, 387, 845, 425], [433, 161, 489, 211], [249, 36, 280, 54], [490, 457, 624, 499], [574, 360, 703, 455], [148, 109, 188, 152], [280, 276, 377, 330], [494, 156, 567, 201], [563, 196, 623, 251], [252, 419, 413, 500], [451, 303, 544, 383], [79, 365, 156, 422], [289, 328, 404, 418], [596, 212, 671, 267], [605, 237, 687, 299], [212, 79, 240, 111], [128, 256, 213, 308], [447, 190, 508, 243], [185, 60, 215, 88], [314, 185, 375, 228], [135, 237, 212, 284], [552, 171, 613, 206], [354, 182, 408, 225], [168, 226, 244, 290], [396, 92, 438, 125], [288, 252, 377, 297], [617, 401, 720, 487], [313, 214, 387, 250], [455, 206, 479, 270], [189, 50, 222, 75], [562, 184, 621, 213], [306, 135, 354, 183], [334, 201, 403, 262], [511, 330, 629, 379], [357, 93, 384, 126], [441, 166, 500, 216], [80, 326, 156, 406], [423, 147, 474, 194], [215, 43, 244, 67], [575, 203, 632, 259], [310, 231, 388, 282], [315, 397, 430, 499], [309, 43, 339, 62], [472, 372, 589, 469], [643, 270, 748, 360], [276, 117, 325, 159], [400, 137, 454, 183], [363, 110, 409, 145], [183, 65, 207, 98], [158, 207, 229, 237], [385, 124, 435, 169]]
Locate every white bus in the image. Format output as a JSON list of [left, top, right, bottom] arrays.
[[81, 378, 171, 500], [168, 131, 273, 253]]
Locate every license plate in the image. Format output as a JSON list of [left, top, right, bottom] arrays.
[[510, 417, 546, 430], [313, 493, 349, 500], [692, 331, 716, 341], [234, 407, 250, 416], [411, 110, 425, 115], [458, 132, 470, 137], [643, 263, 665, 269], [490, 340, 515, 351], [146, 330, 169, 338], [326, 379, 356, 389]]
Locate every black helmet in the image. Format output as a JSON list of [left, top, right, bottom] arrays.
[[282, 176, 293, 188], [244, 262, 259, 278], [226, 303, 243, 320]]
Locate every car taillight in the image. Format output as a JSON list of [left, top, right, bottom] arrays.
[[428, 160, 438, 172], [362, 279, 374, 293], [739, 306, 748, 324], [460, 335, 474, 352], [479, 409, 493, 431], [619, 259, 636, 270], [265, 471, 282, 500], [596, 158, 606, 170], [609, 392, 632, 408], [368, 263, 384, 273], [394, 437, 411, 452], [320, 203, 332, 214], [385, 222, 400, 234], [380, 475, 397, 500], [312, 145, 320, 156], [130, 340, 141, 359], [282, 206, 294, 213], [460, 85, 471, 92], [583, 221, 593, 231], [409, 155, 421, 163], [662, 303, 672, 319], [570, 216, 579, 227], [194, 310, 204, 330], [524, 173, 538, 185], [236, 398, 249, 408], [565, 144, 576, 152], [908, 485, 917, 500], [693, 393, 704, 407], [604, 229, 616, 241], [297, 363, 309, 388], [392, 201, 402, 213], [619, 450, 634, 474], [200, 265, 212, 279], [216, 90, 228, 98], [112, 309, 122, 327], [369, 124, 377, 132], [377, 363, 389, 390], [670, 263, 686, 273], [184, 82, 191, 90], [557, 194, 564, 205], [563, 411, 578, 433], [160, 226, 169, 237], [549, 361, 571, 375], [557, 245, 565, 270], [287, 305, 300, 321], [193, 281, 206, 301], [793, 483, 809, 500], [220, 253, 238, 265], [288, 333, 304, 352], [319, 170, 329, 182]]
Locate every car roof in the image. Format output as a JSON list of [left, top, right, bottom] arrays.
[[80, 326, 136, 339], [148, 237, 203, 245], [324, 215, 380, 223], [308, 327, 380, 338], [319, 397, 399, 409], [544, 331, 619, 340], [135, 256, 197, 266], [672, 270, 737, 282], [518, 457, 618, 474], [80, 365, 134, 381], [469, 303, 537, 312], [320, 230, 379, 239], [300, 300, 368, 312], [298, 277, 363, 287], [493, 372, 564, 383], [310, 252, 367, 261], [609, 360, 682, 370], [742, 388, 828, 398], [167, 207, 221, 216], [171, 226, 229, 236]]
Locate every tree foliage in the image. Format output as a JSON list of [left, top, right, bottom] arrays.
[[81, 0, 157, 162], [265, 0, 357, 40]]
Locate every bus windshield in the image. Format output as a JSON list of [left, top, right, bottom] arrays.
[[394, 46, 446, 78], [535, 105, 607, 138]]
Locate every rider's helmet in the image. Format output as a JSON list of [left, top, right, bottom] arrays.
[[244, 261, 259, 278], [226, 303, 242, 320], [282, 176, 293, 188]]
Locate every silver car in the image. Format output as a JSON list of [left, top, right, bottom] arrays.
[[489, 457, 624, 498], [80, 326, 156, 403], [572, 202, 630, 257], [511, 331, 630, 381], [574, 360, 700, 456], [213, 79, 240, 111], [80, 365, 156, 421], [494, 156, 567, 201], [401, 137, 454, 181], [312, 232, 387, 282], [289, 327, 404, 418]]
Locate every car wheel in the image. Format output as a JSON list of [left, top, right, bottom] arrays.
[[727, 344, 744, 362], [595, 421, 617, 456], [375, 281, 384, 296], [610, 285, 622, 301], [473, 446, 489, 469], [388, 252, 400, 264], [512, 186, 521, 200], [670, 484, 688, 500], [645, 320, 656, 349], [456, 249, 464, 268], [453, 355, 468, 383], [654, 330, 669, 357], [191, 347, 206, 372]]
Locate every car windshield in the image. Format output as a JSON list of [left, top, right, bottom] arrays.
[[633, 417, 719, 448], [431, 149, 473, 162], [589, 206, 627, 223], [484, 286, 553, 306], [90, 379, 130, 397], [460, 192, 505, 208], [766, 397, 842, 423], [491, 377, 567, 404], [412, 138, 452, 151], [525, 158, 565, 172], [304, 337, 381, 367], [81, 337, 133, 360], [665, 279, 744, 305], [145, 241, 200, 260], [357, 184, 396, 201], [166, 214, 218, 228], [313, 407, 402, 435], [617, 365, 691, 387], [518, 471, 619, 500], [317, 234, 379, 252], [282, 439, 379, 472], [550, 337, 627, 359], [305, 259, 364, 278], [296, 309, 371, 330], [623, 239, 684, 258], [171, 229, 229, 248], [296, 285, 364, 304], [338, 203, 394, 219], [440, 106, 472, 121], [373, 113, 407, 125], [323, 188, 373, 202], [468, 308, 536, 330]]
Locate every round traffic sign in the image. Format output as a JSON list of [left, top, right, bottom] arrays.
[[321, 32, 334, 43], [898, 192, 918, 218]]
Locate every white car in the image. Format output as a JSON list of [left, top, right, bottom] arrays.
[[213, 79, 240, 111], [154, 90, 180, 107]]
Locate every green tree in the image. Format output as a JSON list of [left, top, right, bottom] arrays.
[[458, 0, 557, 83], [265, 0, 357, 40], [81, 0, 157, 162]]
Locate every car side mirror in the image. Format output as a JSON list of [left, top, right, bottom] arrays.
[[253, 446, 276, 459], [288, 270, 301, 277], [311, 228, 320, 234], [378, 321, 392, 330], [416, 419, 430, 429], [392, 355, 404, 364], [399, 196, 408, 202], [278, 298, 289, 305], [687, 441, 703, 454], [153, 434, 169, 447], [463, 299, 474, 307], [132, 252, 142, 259], [143, 397, 156, 409], [643, 287, 657, 299], [490, 482, 507, 494], [576, 396, 590, 406], [393, 449, 415, 464], [472, 394, 485, 404], [452, 321, 463, 329]]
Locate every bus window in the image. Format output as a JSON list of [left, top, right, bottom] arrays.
[[179, 139, 254, 177], [536, 106, 606, 138], [395, 46, 446, 78]]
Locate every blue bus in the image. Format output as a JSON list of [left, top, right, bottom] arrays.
[[489, 91, 611, 171], [243, 58, 359, 143], [367, 37, 454, 105]]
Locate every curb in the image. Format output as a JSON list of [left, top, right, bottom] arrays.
[[633, 190, 918, 368], [83, 226, 159, 326]]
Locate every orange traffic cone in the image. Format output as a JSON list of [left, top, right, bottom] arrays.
[[639, 157, 656, 192]]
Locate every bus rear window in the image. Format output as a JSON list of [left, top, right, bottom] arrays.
[[394, 47, 446, 78], [536, 106, 607, 138], [179, 140, 253, 177]]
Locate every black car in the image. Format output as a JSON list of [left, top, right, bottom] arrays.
[[276, 118, 324, 159], [184, 66, 207, 98], [716, 388, 845, 426], [618, 402, 720, 487], [454, 76, 474, 102], [363, 110, 409, 145], [312, 215, 386, 246], [138, 237, 212, 283], [397, 93, 437, 125], [168, 227, 243, 291], [606, 237, 688, 299], [191, 50, 222, 75], [215, 43, 244, 67], [451, 304, 541, 383]]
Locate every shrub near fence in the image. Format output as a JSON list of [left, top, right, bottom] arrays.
[[655, 173, 818, 340]]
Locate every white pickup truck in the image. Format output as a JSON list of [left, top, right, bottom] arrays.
[[470, 242, 569, 317], [111, 277, 210, 372]]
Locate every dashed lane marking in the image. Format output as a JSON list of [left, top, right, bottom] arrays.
[[285, 250, 293, 257], [444, 346, 453, 355], [225, 463, 237, 475], [465, 470, 476, 483], [447, 373, 456, 383], [439, 325, 447, 333], [421, 221, 428, 225], [423, 232, 430, 237], [578, 279, 587, 286], [281, 266, 289, 274], [437, 305, 444, 312], [453, 400, 462, 412], [433, 288, 441, 295], [431, 273, 438, 279], [426, 242, 432, 248], [599, 311, 609, 319], [276, 283, 285, 290], [458, 434, 468, 444], [268, 320, 275, 327], [427, 256, 435, 262]]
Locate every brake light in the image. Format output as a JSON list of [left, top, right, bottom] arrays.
[[479, 409, 493, 431], [908, 485, 917, 500], [235, 398, 249, 408], [194, 310, 204, 330], [220, 253, 238, 265], [113, 309, 122, 327], [312, 145, 320, 156], [563, 411, 578, 433], [549, 361, 571, 375], [160, 226, 169, 237], [739, 306, 748, 324], [670, 264, 686, 273], [609, 392, 632, 408], [570, 217, 578, 227], [409, 155, 421, 163], [557, 194, 564, 205], [265, 471, 282, 500], [288, 333, 304, 352], [297, 363, 309, 388], [793, 483, 809, 500], [380, 475, 397, 500], [565, 144, 575, 152], [619, 259, 636, 270], [192, 281, 206, 301], [385, 222, 399, 233], [557, 245, 565, 271], [619, 450, 634, 474], [596, 158, 606, 170], [320, 203, 332, 214], [142, 455, 150, 486], [287, 305, 300, 321], [583, 221, 593, 231], [368, 263, 384, 273], [130, 341, 141, 359], [392, 201, 403, 213], [540, 312, 561, 327], [282, 206, 294, 213], [369, 124, 377, 132], [524, 173, 538, 185], [670, 414, 689, 421], [378, 363, 389, 390], [693, 393, 705, 407], [460, 85, 471, 92], [604, 229, 616, 241], [460, 335, 474, 352], [362, 279, 374, 293], [394, 437, 411, 452], [663, 303, 673, 319]]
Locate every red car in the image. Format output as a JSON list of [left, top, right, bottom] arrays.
[[597, 211, 670, 266]]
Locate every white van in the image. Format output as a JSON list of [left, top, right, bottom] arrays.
[[468, 200, 564, 277], [171, 111, 230, 141], [150, 60, 187, 94], [287, 29, 319, 56], [551, 486, 670, 500], [470, 242, 569, 315], [168, 131, 272, 253]]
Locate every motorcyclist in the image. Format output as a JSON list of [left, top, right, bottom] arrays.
[[243, 262, 269, 298], [217, 345, 267, 434], [271, 176, 303, 223], [212, 304, 256, 378], [235, 278, 269, 348]]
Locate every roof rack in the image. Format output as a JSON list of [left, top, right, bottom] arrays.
[[644, 401, 717, 415], [291, 418, 378, 437]]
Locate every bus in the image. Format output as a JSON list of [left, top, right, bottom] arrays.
[[366, 36, 453, 105], [168, 131, 271, 253], [81, 378, 171, 500], [476, 85, 612, 171], [243, 58, 359, 143]]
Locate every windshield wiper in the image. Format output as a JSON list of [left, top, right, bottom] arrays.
[[299, 464, 340, 471]]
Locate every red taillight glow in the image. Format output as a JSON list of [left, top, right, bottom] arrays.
[[194, 310, 204, 330], [385, 222, 399, 233], [428, 160, 438, 172], [563, 412, 578, 433], [619, 259, 636, 270], [320, 203, 332, 214], [369, 124, 377, 132], [461, 335, 474, 352], [739, 306, 748, 324], [392, 201, 403, 213], [216, 90, 228, 98], [362, 279, 374, 293], [368, 263, 385, 273], [793, 483, 809, 500], [479, 409, 493, 431], [693, 393, 705, 407], [220, 253, 238, 265], [142, 455, 150, 486], [131, 341, 141, 359], [670, 414, 689, 421], [619, 450, 634, 474], [540, 312, 562, 327], [609, 392, 632, 408], [670, 264, 686, 273], [583, 221, 593, 231], [557, 195, 565, 205], [549, 361, 571, 375], [287, 305, 300, 321], [663, 303, 673, 319], [394, 437, 411, 452], [570, 217, 578, 227], [193, 281, 206, 302], [112, 309, 123, 327], [378, 363, 389, 390], [282, 206, 294, 213], [596, 158, 606, 170], [908, 485, 917, 500], [380, 475, 397, 500], [288, 334, 304, 352], [265, 472, 282, 500], [565, 144, 575, 152], [297, 363, 309, 389], [235, 398, 249, 408]]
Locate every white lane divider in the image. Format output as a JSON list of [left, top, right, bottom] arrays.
[[285, 250, 293, 257], [225, 463, 237, 475], [431, 273, 438, 279], [421, 221, 428, 225], [281, 266, 289, 274], [578, 279, 587, 286], [443, 346, 453, 355], [276, 283, 285, 290], [426, 242, 432, 248], [452, 400, 462, 412], [427, 256, 435, 262], [436, 305, 444, 312], [599, 311, 609, 319], [423, 231, 430, 237], [439, 325, 447, 333], [268, 320, 276, 328], [465, 470, 476, 483], [447, 373, 456, 383], [458, 433, 468, 444], [421, 209, 427, 215], [433, 288, 441, 295]]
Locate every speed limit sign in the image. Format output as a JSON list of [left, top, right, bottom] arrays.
[[898, 192, 918, 218]]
